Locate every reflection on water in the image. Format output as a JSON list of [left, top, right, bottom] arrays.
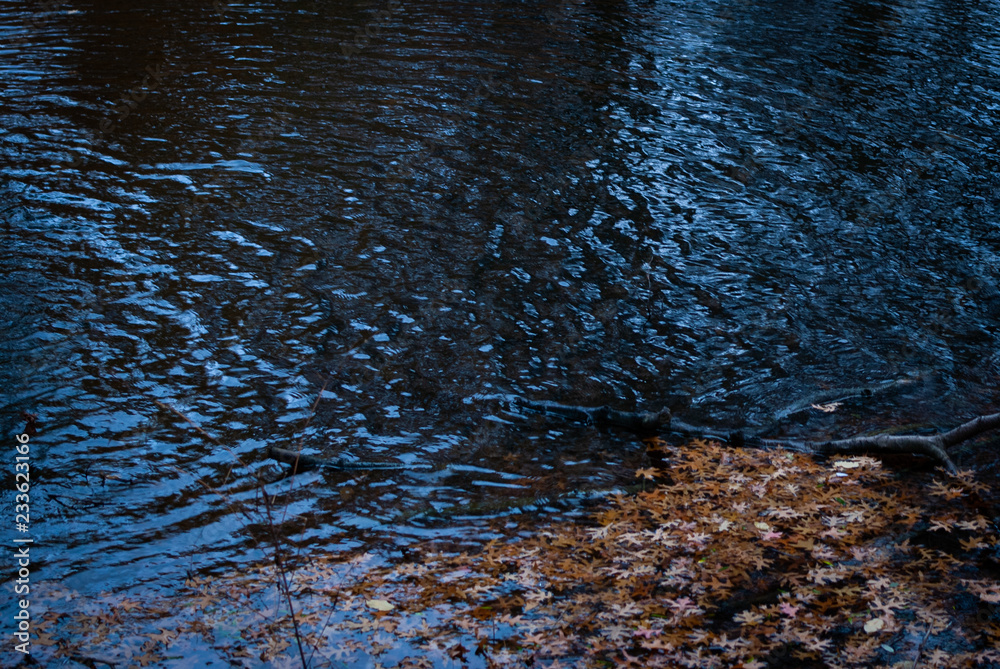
[[2, 0, 1000, 595]]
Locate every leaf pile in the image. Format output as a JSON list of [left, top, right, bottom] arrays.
[[339, 439, 1000, 668], [11, 439, 1000, 668]]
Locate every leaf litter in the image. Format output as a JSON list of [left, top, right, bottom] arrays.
[[12, 439, 1000, 668]]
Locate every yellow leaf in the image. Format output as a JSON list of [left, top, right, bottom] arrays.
[[833, 460, 861, 469], [864, 618, 884, 633], [754, 522, 770, 531], [366, 599, 394, 612]]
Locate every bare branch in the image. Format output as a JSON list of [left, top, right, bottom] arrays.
[[504, 397, 999, 475], [940, 412, 1000, 449], [266, 446, 429, 473], [814, 434, 957, 474], [508, 397, 671, 434]]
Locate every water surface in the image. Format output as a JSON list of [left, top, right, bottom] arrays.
[[2, 0, 1000, 597]]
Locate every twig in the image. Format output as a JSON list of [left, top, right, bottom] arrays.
[[259, 490, 310, 669], [912, 624, 933, 669], [153, 400, 219, 443], [267, 446, 429, 472]]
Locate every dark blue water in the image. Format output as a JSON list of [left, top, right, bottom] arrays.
[[2, 0, 999, 611]]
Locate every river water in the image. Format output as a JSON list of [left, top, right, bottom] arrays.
[[2, 0, 1000, 599]]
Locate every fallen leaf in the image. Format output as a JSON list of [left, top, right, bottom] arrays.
[[811, 402, 842, 413], [149, 628, 177, 646], [864, 618, 885, 633], [366, 599, 394, 612]]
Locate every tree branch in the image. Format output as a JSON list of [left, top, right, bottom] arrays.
[[813, 433, 957, 474], [940, 412, 1000, 448], [507, 397, 671, 435], [506, 397, 1000, 474]]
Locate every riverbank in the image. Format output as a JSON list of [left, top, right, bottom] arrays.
[[12, 438, 999, 669]]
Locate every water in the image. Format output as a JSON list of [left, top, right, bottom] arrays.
[[2, 0, 1000, 598]]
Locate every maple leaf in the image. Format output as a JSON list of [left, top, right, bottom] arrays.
[[960, 536, 986, 551], [264, 637, 291, 658], [956, 517, 990, 531], [927, 480, 965, 500], [963, 580, 1000, 604], [926, 649, 951, 665], [667, 597, 699, 615], [34, 631, 58, 646], [779, 602, 799, 618], [635, 467, 660, 480], [714, 633, 749, 651], [135, 652, 161, 667], [688, 629, 710, 644], [686, 532, 711, 546], [734, 610, 764, 626], [119, 598, 142, 613], [809, 567, 847, 585], [791, 538, 816, 551], [523, 590, 552, 611], [804, 636, 832, 653], [761, 531, 783, 541], [842, 510, 866, 523], [928, 518, 954, 533], [149, 628, 177, 646], [770, 507, 803, 520]]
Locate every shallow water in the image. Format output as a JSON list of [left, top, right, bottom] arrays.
[[2, 0, 1000, 597]]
